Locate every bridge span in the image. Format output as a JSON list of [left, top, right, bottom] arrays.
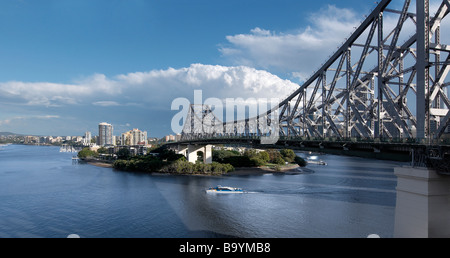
[[171, 136, 450, 173], [169, 0, 450, 238]]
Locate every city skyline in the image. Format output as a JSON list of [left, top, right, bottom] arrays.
[[0, 0, 440, 137]]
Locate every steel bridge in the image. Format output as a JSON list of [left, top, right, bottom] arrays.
[[176, 0, 450, 174]]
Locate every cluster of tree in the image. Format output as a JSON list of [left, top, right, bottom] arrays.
[[112, 149, 234, 175], [160, 160, 234, 175], [113, 155, 164, 172], [212, 148, 307, 168], [77, 146, 110, 159], [83, 146, 307, 175], [77, 147, 98, 159]]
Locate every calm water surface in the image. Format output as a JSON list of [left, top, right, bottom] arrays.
[[0, 144, 406, 238]]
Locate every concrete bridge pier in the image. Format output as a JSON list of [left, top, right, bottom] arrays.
[[394, 166, 450, 238], [175, 144, 212, 164]]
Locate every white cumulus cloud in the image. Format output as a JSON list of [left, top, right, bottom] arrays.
[[0, 64, 299, 108], [218, 5, 364, 81]]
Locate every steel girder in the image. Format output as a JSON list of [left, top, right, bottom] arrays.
[[277, 0, 450, 141], [182, 0, 450, 142]]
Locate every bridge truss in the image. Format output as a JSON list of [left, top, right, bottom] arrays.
[[180, 0, 450, 173], [274, 0, 450, 141], [183, 0, 450, 141]]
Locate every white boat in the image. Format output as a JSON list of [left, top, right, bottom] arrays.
[[206, 185, 244, 194], [307, 156, 327, 165]]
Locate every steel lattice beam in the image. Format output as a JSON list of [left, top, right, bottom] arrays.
[[182, 0, 450, 144]]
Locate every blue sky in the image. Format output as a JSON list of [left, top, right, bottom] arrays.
[[0, 0, 395, 137]]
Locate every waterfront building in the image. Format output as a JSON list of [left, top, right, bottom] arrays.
[[24, 136, 39, 144], [98, 122, 113, 146], [121, 128, 147, 146], [83, 131, 92, 146]]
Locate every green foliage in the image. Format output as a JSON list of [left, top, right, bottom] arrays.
[[158, 160, 233, 175], [212, 149, 239, 163], [159, 149, 185, 162], [113, 150, 233, 175], [77, 147, 97, 159], [113, 147, 304, 175], [266, 149, 282, 164], [250, 157, 266, 166], [222, 155, 256, 167], [97, 147, 108, 154], [294, 156, 308, 167], [116, 148, 131, 160], [113, 155, 164, 172], [273, 156, 286, 165], [259, 151, 270, 163], [243, 149, 270, 166], [280, 149, 296, 163], [243, 149, 259, 159]]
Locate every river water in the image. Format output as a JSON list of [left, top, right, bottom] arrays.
[[0, 144, 406, 238]]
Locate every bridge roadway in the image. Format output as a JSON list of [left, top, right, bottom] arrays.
[[167, 136, 449, 164]]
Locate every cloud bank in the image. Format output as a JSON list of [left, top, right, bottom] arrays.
[[219, 5, 361, 81], [0, 64, 299, 109]]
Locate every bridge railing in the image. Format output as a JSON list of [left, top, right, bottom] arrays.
[[178, 134, 450, 146]]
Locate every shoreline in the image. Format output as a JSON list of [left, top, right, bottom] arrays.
[[227, 164, 301, 176], [83, 158, 305, 176], [79, 158, 113, 168], [87, 161, 113, 168]]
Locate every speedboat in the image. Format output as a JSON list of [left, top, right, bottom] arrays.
[[206, 185, 244, 194]]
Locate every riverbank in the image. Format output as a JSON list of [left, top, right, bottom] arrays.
[[88, 160, 113, 168], [80, 158, 113, 168], [227, 164, 301, 176], [82, 158, 304, 176]]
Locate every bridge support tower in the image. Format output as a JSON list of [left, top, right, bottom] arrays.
[[174, 144, 213, 164], [394, 167, 450, 237]]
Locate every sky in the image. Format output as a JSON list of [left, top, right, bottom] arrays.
[[0, 0, 424, 137]]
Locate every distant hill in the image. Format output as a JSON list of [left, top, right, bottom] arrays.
[[0, 132, 23, 136]]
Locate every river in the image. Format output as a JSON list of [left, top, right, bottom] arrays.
[[0, 144, 406, 238]]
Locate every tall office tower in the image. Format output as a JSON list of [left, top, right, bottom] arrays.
[[98, 122, 113, 146]]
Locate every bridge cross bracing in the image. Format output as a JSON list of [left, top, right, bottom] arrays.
[[181, 0, 450, 143]]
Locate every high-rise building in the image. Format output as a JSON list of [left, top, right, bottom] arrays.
[[98, 122, 113, 146], [84, 131, 92, 146], [121, 128, 147, 145]]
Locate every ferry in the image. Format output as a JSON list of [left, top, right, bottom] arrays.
[[206, 185, 244, 194]]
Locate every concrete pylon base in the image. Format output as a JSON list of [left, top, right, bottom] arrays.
[[394, 166, 450, 238]]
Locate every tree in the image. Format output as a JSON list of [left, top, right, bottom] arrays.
[[78, 147, 96, 159], [273, 156, 286, 165], [294, 156, 308, 167], [251, 157, 266, 166], [266, 149, 282, 164], [212, 149, 239, 162], [280, 149, 296, 163], [117, 148, 131, 160], [259, 151, 270, 163], [244, 149, 269, 166], [97, 147, 108, 154], [243, 149, 259, 159]]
